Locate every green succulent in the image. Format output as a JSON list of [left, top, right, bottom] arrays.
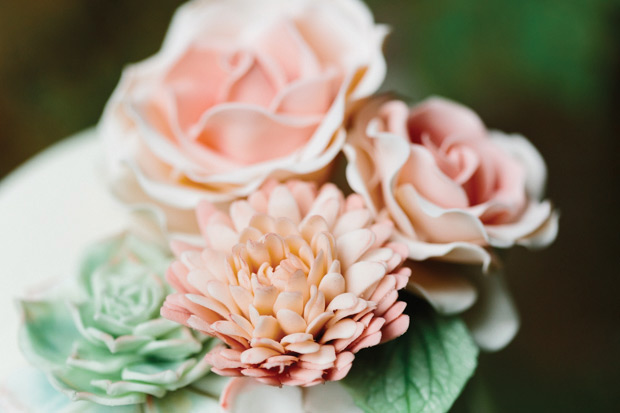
[[19, 234, 217, 406]]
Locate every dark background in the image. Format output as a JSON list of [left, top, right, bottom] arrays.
[[0, 0, 618, 411]]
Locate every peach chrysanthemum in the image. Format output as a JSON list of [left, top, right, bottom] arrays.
[[161, 180, 411, 386]]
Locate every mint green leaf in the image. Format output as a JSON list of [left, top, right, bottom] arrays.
[[342, 306, 478, 413], [19, 300, 81, 368]]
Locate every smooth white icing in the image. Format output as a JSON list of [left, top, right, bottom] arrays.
[[0, 130, 127, 377]]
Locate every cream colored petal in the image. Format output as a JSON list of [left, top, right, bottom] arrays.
[[212, 320, 252, 341], [285, 235, 311, 257], [186, 294, 229, 320], [307, 250, 326, 287], [249, 214, 276, 234], [261, 355, 298, 372], [268, 185, 302, 224], [299, 345, 336, 365], [231, 313, 255, 338], [239, 226, 263, 244], [250, 337, 285, 354], [281, 333, 314, 345], [358, 247, 393, 264], [240, 368, 279, 379], [332, 209, 372, 238], [336, 228, 376, 270], [305, 311, 334, 336], [333, 322, 366, 352], [328, 301, 371, 327], [263, 233, 287, 263], [248, 191, 268, 214], [369, 222, 393, 248], [229, 200, 257, 232], [253, 286, 279, 315], [285, 341, 321, 354], [328, 260, 341, 274], [304, 289, 326, 323], [318, 273, 346, 303], [311, 232, 336, 263], [344, 261, 387, 296], [298, 244, 316, 269], [326, 293, 358, 313], [305, 195, 342, 230], [275, 217, 300, 237], [273, 291, 304, 316], [229, 285, 254, 319], [300, 215, 330, 244], [286, 270, 310, 303], [246, 240, 270, 269], [321, 319, 358, 343], [368, 274, 396, 303], [180, 250, 204, 271], [277, 309, 307, 335], [248, 305, 260, 326], [240, 347, 281, 365], [200, 248, 235, 284], [205, 223, 240, 252], [186, 269, 216, 296], [253, 315, 282, 340], [207, 280, 241, 315]]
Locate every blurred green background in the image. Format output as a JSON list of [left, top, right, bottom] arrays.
[[0, 0, 618, 411]]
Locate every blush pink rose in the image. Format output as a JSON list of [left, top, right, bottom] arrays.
[[345, 97, 558, 267], [99, 0, 387, 233]]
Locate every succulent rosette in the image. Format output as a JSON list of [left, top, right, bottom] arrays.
[[99, 0, 387, 233], [161, 180, 411, 386], [18, 233, 217, 406], [345, 97, 558, 267]]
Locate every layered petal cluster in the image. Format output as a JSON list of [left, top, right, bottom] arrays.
[[19, 234, 216, 406], [99, 0, 387, 233], [162, 180, 411, 386], [345, 97, 558, 267]]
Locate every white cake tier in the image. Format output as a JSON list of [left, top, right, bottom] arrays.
[[0, 130, 128, 377]]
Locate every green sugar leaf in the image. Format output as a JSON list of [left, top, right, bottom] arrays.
[[342, 305, 478, 413]]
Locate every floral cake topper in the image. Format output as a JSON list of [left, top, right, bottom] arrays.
[[2, 0, 558, 412]]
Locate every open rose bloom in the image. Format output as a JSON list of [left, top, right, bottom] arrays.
[[346, 97, 559, 267], [162, 180, 410, 386], [99, 0, 387, 232]]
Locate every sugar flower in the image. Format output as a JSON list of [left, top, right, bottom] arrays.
[[18, 234, 216, 406], [345, 97, 558, 267], [161, 180, 411, 386], [99, 0, 387, 233]]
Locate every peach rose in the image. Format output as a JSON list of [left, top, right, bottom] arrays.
[[99, 0, 387, 233], [345, 97, 558, 267]]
